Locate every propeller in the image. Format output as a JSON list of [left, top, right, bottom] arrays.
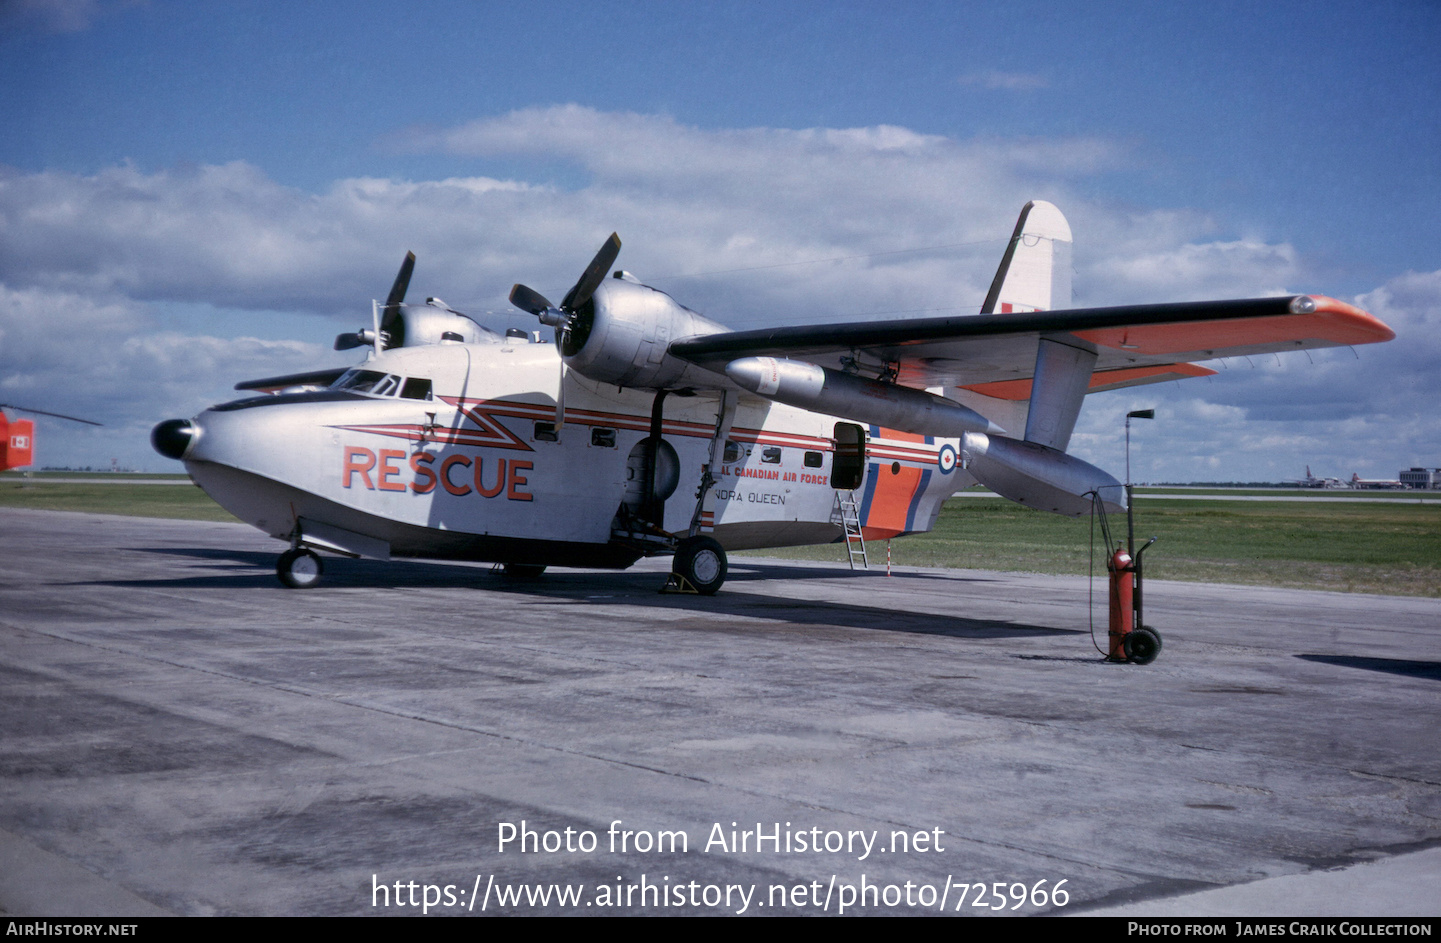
[[0, 403, 102, 426], [509, 233, 621, 350], [379, 251, 416, 348], [335, 251, 416, 351], [509, 234, 621, 427]]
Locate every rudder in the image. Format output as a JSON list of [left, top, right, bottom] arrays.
[[981, 200, 1073, 314]]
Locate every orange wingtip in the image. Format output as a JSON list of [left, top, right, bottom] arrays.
[[961, 362, 1218, 401], [1308, 296, 1396, 341], [1073, 296, 1395, 356]]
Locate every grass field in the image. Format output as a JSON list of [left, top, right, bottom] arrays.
[[0, 471, 191, 480], [2, 478, 1437, 596], [1138, 487, 1432, 500], [747, 496, 1441, 597], [0, 478, 240, 522]]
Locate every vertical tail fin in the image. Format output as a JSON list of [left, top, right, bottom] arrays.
[[981, 200, 1073, 314], [977, 202, 1090, 452]]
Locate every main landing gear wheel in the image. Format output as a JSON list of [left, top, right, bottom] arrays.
[[1124, 626, 1162, 665], [672, 536, 727, 595], [502, 563, 547, 579], [277, 548, 323, 589]]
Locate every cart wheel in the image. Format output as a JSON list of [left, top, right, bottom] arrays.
[[1124, 626, 1162, 665], [672, 536, 727, 595], [277, 548, 323, 589]]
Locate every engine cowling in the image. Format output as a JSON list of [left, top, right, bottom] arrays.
[[561, 277, 728, 389], [394, 304, 491, 347]]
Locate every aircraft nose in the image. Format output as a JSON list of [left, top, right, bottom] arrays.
[[151, 419, 196, 460]]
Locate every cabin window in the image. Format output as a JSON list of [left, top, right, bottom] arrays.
[[761, 446, 782, 464], [400, 377, 433, 400], [591, 427, 616, 448], [534, 421, 559, 442], [804, 451, 823, 468], [723, 440, 741, 463]]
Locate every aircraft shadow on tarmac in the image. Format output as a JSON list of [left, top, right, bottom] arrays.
[[1298, 653, 1441, 682], [108, 546, 1074, 641], [130, 546, 1003, 585]]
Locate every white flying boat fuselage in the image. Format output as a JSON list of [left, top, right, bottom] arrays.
[[168, 339, 966, 572]]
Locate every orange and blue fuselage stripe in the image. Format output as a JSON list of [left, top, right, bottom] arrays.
[[859, 426, 934, 540]]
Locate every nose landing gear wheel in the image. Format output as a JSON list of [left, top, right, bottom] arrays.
[[672, 536, 727, 595], [1124, 626, 1162, 665], [277, 548, 324, 589]]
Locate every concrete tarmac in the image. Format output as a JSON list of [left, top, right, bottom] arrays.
[[1, 508, 1437, 917]]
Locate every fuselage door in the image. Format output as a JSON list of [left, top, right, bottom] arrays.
[[623, 436, 680, 519], [831, 422, 866, 490]]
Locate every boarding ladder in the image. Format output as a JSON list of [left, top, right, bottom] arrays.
[[834, 492, 868, 570]]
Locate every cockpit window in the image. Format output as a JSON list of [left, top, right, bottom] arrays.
[[332, 369, 402, 396], [400, 377, 433, 400]]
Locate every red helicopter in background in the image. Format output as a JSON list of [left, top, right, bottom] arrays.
[[0, 404, 102, 471]]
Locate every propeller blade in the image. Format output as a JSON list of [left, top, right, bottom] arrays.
[[378, 251, 416, 348], [0, 403, 102, 426], [334, 332, 367, 351], [509, 284, 555, 316], [384, 251, 416, 312], [560, 232, 621, 311]]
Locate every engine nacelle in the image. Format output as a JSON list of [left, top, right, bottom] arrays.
[[962, 432, 1125, 517], [561, 277, 728, 388], [725, 356, 1003, 437], [396, 304, 493, 347]]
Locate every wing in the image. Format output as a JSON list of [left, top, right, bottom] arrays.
[[667, 201, 1394, 517], [669, 294, 1393, 395]]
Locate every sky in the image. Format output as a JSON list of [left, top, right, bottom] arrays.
[[1, 0, 1438, 482]]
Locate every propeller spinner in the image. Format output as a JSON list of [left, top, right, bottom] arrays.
[[509, 233, 621, 349]]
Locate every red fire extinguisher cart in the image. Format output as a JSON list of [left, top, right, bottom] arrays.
[[1106, 533, 1161, 664], [1094, 477, 1162, 665]]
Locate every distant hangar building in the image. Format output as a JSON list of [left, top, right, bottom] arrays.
[[1399, 467, 1441, 489]]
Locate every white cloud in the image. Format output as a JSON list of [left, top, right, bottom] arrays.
[[0, 0, 110, 34], [957, 71, 1049, 91], [0, 284, 333, 468], [0, 162, 564, 316], [0, 107, 1272, 327], [1, 106, 1428, 474], [1068, 267, 1440, 481], [1089, 240, 1299, 304]]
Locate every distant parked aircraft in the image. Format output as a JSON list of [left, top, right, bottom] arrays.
[[1350, 472, 1404, 490], [1287, 466, 1343, 489]]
